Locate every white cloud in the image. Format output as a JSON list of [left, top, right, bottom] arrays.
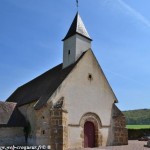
[[117, 0, 150, 28], [102, 0, 150, 28]]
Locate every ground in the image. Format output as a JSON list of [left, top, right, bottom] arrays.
[[68, 140, 149, 150]]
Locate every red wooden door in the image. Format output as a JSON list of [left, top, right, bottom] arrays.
[[84, 121, 95, 148]]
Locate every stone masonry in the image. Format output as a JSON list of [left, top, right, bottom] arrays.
[[50, 108, 68, 150], [112, 105, 128, 145]]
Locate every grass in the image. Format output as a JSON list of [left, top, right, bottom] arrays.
[[126, 125, 150, 129]]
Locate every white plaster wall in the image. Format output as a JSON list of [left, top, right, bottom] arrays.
[[60, 50, 116, 125], [0, 127, 25, 146], [75, 34, 91, 60], [68, 126, 82, 148], [100, 128, 110, 146], [63, 35, 76, 68], [48, 50, 117, 147], [63, 34, 91, 68]]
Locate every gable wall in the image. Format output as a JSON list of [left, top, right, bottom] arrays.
[[50, 50, 116, 125], [48, 50, 117, 147]]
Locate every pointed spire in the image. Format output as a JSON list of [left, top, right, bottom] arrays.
[[63, 12, 92, 41]]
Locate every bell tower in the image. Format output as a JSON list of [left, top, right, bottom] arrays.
[[62, 13, 92, 68]]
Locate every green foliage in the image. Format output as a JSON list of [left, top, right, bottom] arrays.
[[127, 125, 150, 129], [128, 129, 150, 140], [123, 109, 150, 125]]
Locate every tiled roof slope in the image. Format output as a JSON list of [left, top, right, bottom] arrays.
[[6, 52, 87, 109], [0, 101, 26, 127], [0, 102, 16, 124]]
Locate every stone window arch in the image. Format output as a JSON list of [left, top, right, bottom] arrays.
[[79, 112, 102, 147]]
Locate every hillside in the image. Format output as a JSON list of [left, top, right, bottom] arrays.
[[123, 109, 150, 125]]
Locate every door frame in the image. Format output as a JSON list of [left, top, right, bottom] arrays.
[[84, 121, 95, 147], [79, 112, 102, 147]]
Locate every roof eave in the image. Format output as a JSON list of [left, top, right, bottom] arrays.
[[62, 32, 92, 41]]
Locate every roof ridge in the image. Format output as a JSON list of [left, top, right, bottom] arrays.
[[6, 50, 89, 109], [6, 52, 86, 109]]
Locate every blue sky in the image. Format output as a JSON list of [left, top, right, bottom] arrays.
[[0, 0, 150, 111]]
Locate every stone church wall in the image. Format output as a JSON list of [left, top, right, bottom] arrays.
[[50, 108, 68, 150], [111, 104, 128, 145], [19, 103, 37, 145], [0, 127, 25, 146], [19, 102, 51, 146], [113, 116, 128, 145], [35, 105, 51, 146]]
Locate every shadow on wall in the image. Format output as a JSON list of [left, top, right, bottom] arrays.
[[0, 103, 27, 146], [23, 121, 31, 145]]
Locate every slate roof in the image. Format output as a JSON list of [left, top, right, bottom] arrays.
[[6, 52, 86, 110], [0, 102, 26, 127], [63, 12, 92, 41], [0, 102, 16, 125], [9, 109, 26, 127]]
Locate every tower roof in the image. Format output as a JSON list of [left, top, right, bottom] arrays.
[[63, 12, 92, 41]]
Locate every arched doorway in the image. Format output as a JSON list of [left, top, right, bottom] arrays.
[[80, 112, 102, 147], [84, 121, 95, 148]]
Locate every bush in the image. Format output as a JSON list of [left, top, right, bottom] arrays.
[[128, 129, 150, 140]]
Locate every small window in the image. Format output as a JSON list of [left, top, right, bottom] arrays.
[[68, 50, 70, 55], [42, 116, 45, 119], [42, 130, 45, 135], [88, 74, 93, 81]]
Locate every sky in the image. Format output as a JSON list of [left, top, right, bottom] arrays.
[[0, 0, 150, 111]]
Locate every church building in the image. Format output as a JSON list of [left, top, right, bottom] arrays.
[[0, 12, 128, 149]]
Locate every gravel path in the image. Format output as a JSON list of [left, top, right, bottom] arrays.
[[68, 140, 149, 150]]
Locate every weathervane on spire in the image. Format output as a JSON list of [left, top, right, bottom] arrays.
[[76, 0, 79, 10]]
